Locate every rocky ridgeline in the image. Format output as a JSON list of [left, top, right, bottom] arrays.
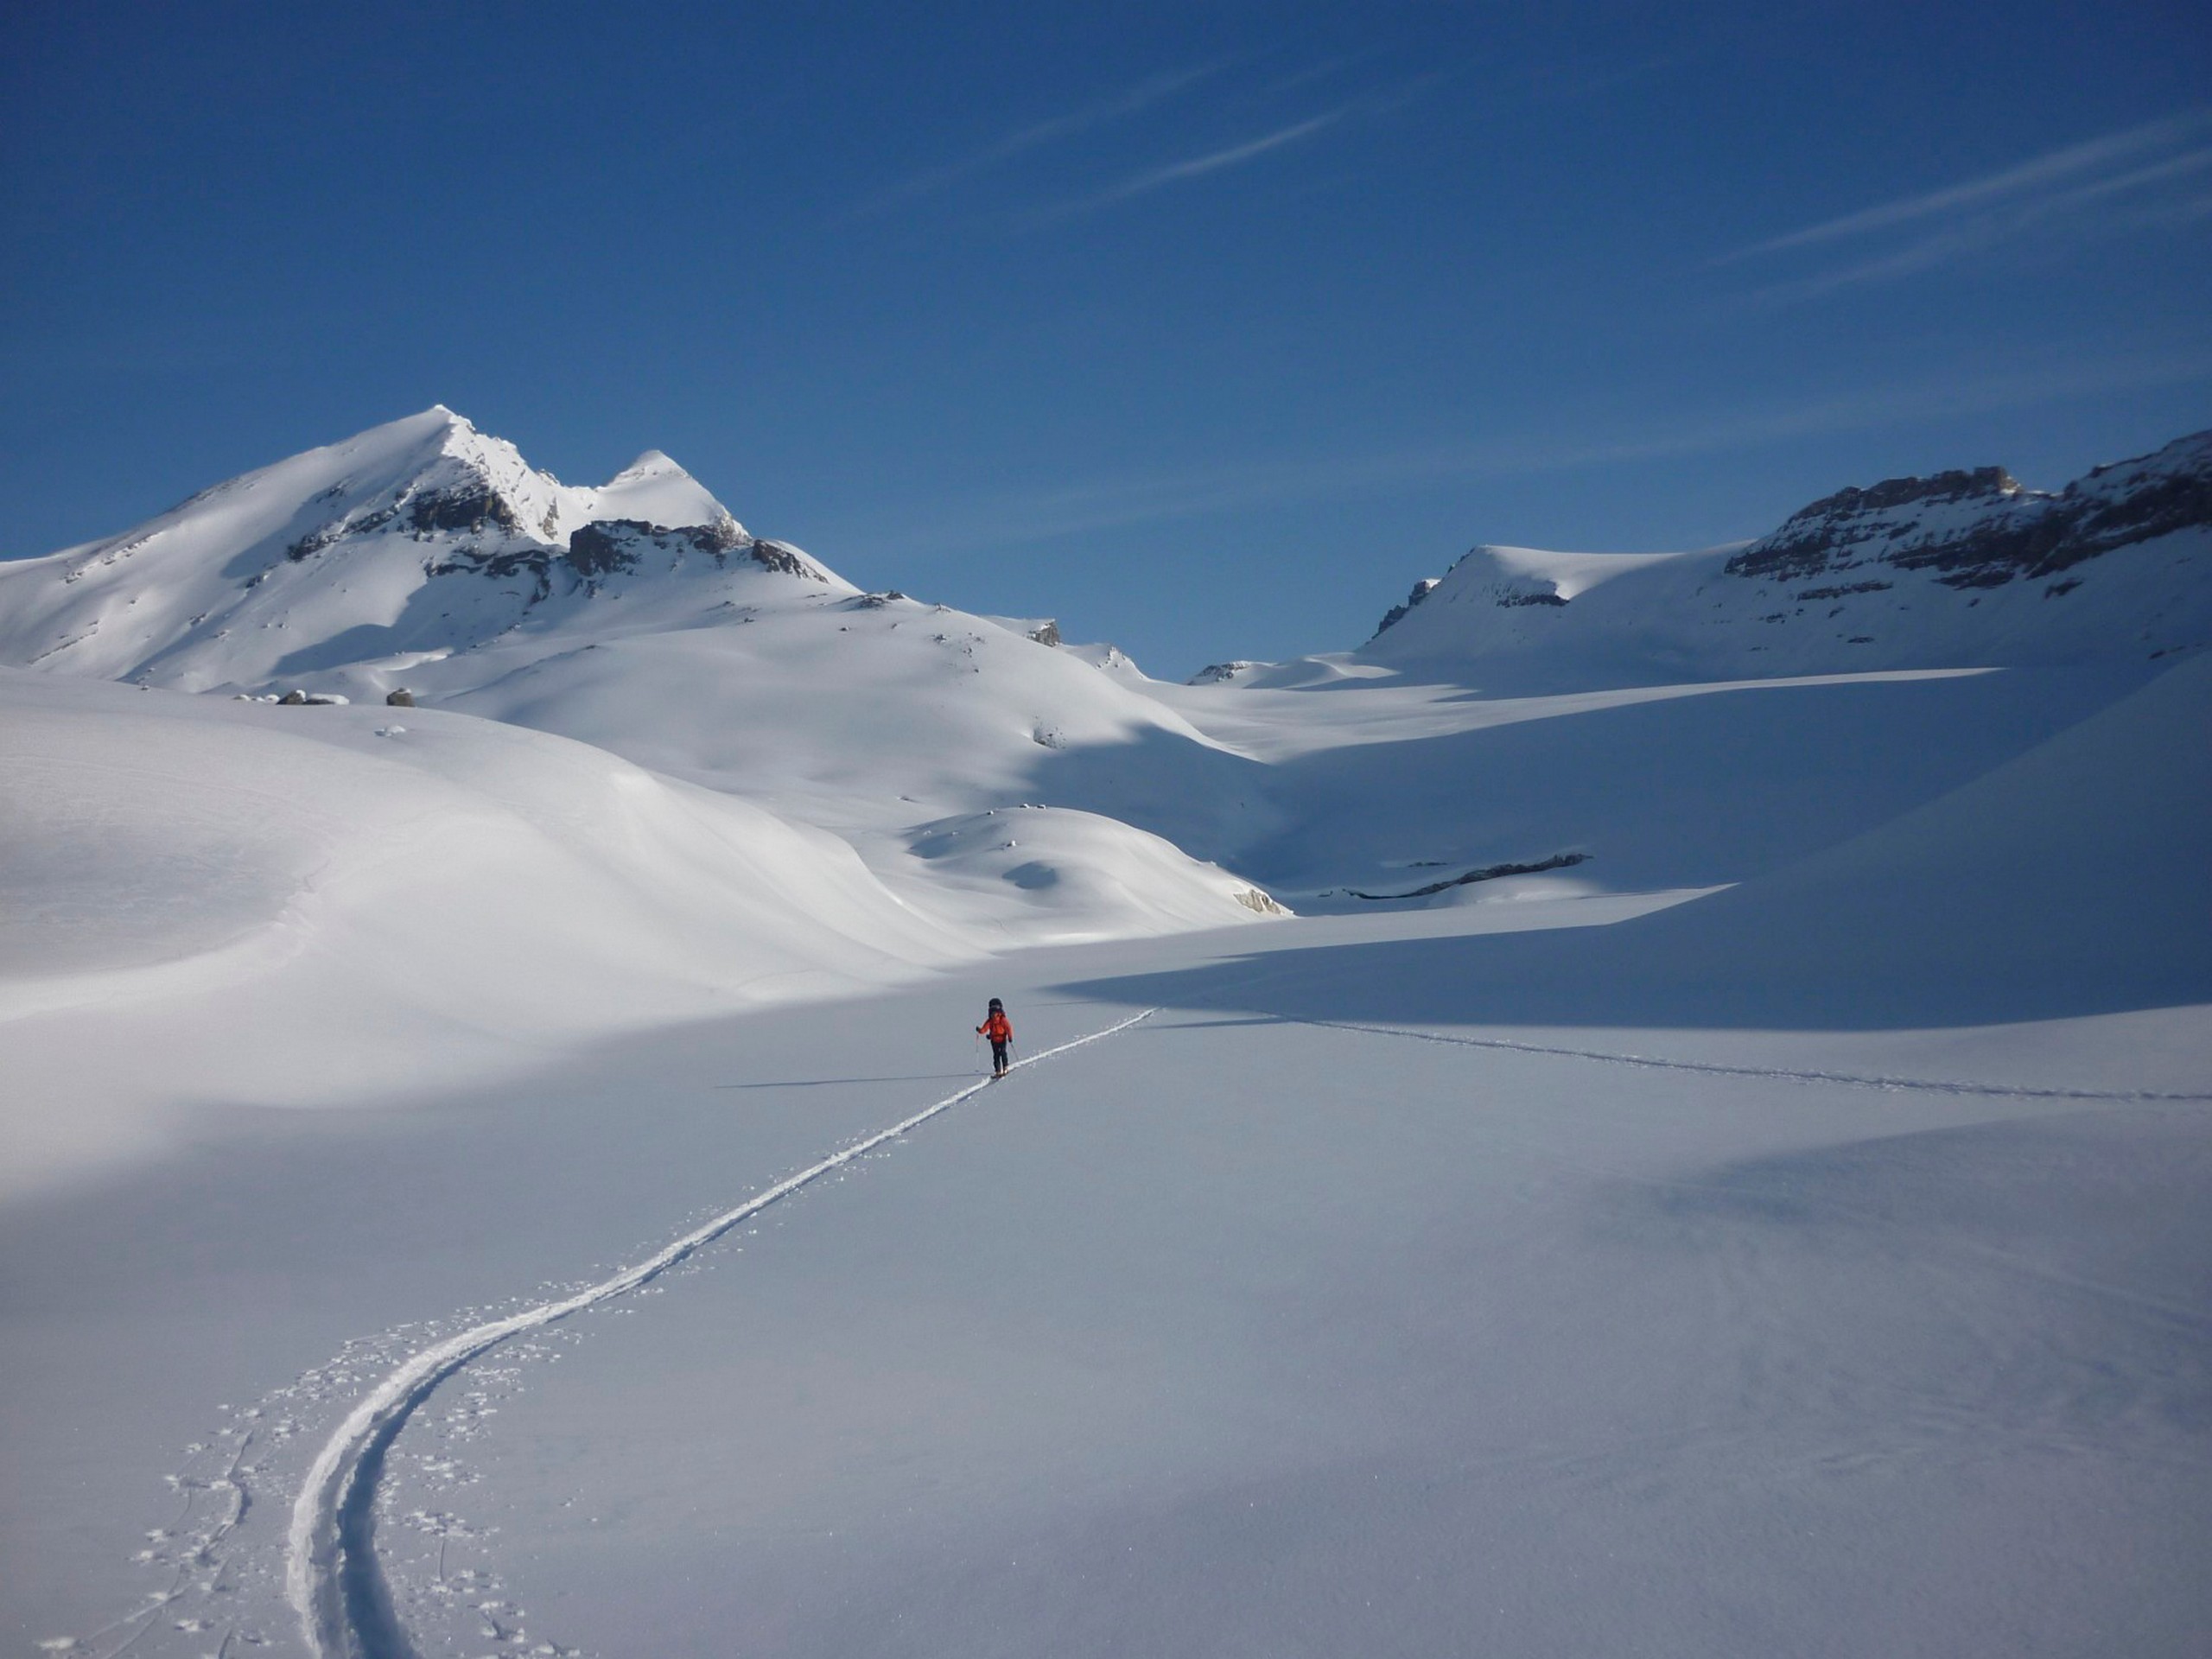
[[1363, 429, 2212, 676], [286, 455, 831, 603], [1726, 431, 2212, 593]]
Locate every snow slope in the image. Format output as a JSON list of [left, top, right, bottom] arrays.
[[1100, 651, 2212, 1033], [8, 826, 2204, 1657], [0, 670, 1269, 1198], [0, 406, 1285, 888]]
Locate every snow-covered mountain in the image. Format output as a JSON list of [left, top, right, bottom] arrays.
[[1360, 431, 2212, 690], [0, 408, 1256, 841], [7, 410, 2206, 925], [6, 408, 2206, 1090], [0, 410, 1306, 1191], [8, 410, 2209, 1659], [0, 407, 844, 693]]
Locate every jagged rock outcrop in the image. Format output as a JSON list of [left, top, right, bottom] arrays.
[[1188, 661, 1261, 685], [1358, 429, 2212, 686], [1726, 433, 2212, 592], [1372, 578, 1441, 639]]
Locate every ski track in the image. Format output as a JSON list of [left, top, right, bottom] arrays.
[[284, 1007, 1158, 1659], [1299, 1018, 2212, 1103]]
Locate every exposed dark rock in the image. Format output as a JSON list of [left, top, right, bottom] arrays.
[[1028, 620, 1062, 647], [385, 688, 415, 708], [1796, 580, 1892, 601], [424, 513, 824, 606], [406, 478, 522, 536], [684, 516, 750, 555], [1497, 590, 1569, 607], [565, 522, 645, 579], [1726, 434, 2211, 590], [1188, 661, 1258, 685], [429, 543, 558, 604], [288, 501, 404, 561], [1348, 851, 1591, 902], [1373, 577, 1441, 637], [565, 516, 752, 580], [750, 539, 830, 581]]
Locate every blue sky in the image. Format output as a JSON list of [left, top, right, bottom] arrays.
[[4, 0, 2208, 676]]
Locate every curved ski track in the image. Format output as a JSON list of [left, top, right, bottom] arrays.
[[286, 1007, 1158, 1659]]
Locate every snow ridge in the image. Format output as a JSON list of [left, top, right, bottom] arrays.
[[285, 1007, 1159, 1659]]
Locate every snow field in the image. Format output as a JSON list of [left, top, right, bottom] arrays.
[[6, 830, 2207, 1655], [401, 996, 2212, 1659], [285, 1010, 1156, 1659], [0, 659, 1288, 1200], [1, 406, 2206, 1656]]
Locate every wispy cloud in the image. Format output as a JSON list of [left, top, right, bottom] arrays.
[[1720, 111, 2212, 298], [811, 349, 2212, 557], [847, 61, 1228, 218], [1069, 108, 1354, 211], [1728, 116, 2202, 257], [1033, 77, 1438, 224]]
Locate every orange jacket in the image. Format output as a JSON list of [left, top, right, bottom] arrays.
[[978, 1011, 1012, 1042]]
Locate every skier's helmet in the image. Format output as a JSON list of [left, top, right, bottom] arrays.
[[988, 997, 1003, 1012]]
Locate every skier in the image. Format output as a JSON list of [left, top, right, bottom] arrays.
[[977, 997, 1013, 1078]]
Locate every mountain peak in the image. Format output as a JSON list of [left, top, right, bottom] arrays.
[[613, 449, 685, 480], [586, 448, 731, 535], [0, 411, 843, 692]]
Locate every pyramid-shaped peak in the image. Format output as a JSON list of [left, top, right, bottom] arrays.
[[588, 447, 735, 534], [612, 449, 689, 481]]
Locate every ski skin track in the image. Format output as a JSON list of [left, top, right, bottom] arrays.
[[1300, 1018, 2212, 1102], [285, 1007, 1159, 1659]]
